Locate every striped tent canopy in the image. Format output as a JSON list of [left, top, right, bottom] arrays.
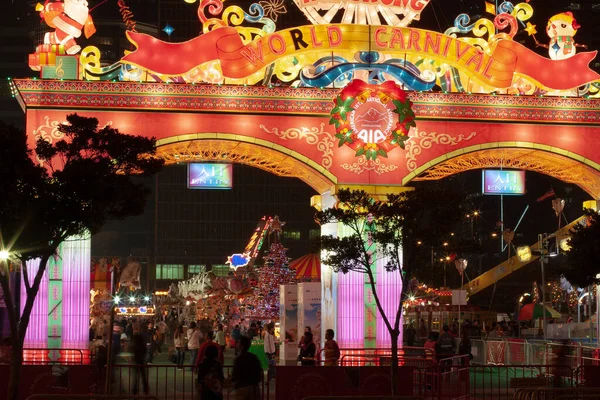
[[289, 253, 320, 280]]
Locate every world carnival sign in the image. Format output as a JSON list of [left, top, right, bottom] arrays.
[[122, 24, 600, 91]]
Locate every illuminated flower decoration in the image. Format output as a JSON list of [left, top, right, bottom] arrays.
[[329, 80, 416, 161], [258, 0, 287, 22]]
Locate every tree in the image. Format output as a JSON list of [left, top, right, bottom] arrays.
[[317, 188, 466, 394], [563, 208, 600, 288], [245, 241, 296, 320], [0, 115, 164, 400]]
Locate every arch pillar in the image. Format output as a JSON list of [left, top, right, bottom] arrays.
[[317, 186, 409, 350]]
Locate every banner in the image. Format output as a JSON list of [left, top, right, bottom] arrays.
[[122, 24, 600, 90]]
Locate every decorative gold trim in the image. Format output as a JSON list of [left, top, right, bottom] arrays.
[[258, 123, 335, 170], [405, 130, 477, 171], [340, 157, 399, 175], [155, 137, 336, 194], [412, 147, 600, 199]]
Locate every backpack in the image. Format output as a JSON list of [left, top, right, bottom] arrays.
[[438, 333, 455, 353]]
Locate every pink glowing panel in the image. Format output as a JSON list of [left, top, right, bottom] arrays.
[[62, 235, 91, 350], [336, 269, 364, 348], [376, 256, 403, 348], [21, 258, 48, 348]]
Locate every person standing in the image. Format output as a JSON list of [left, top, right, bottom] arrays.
[[436, 325, 456, 361], [215, 324, 227, 356], [174, 324, 185, 370], [188, 322, 202, 369], [156, 319, 168, 352], [232, 325, 242, 356], [197, 345, 224, 400], [247, 323, 257, 341], [144, 323, 156, 364], [263, 324, 276, 381], [232, 336, 263, 400], [458, 329, 472, 366], [323, 329, 340, 366], [196, 331, 223, 367], [298, 326, 312, 360], [299, 331, 316, 366], [131, 332, 150, 395]]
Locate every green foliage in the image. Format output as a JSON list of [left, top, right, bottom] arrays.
[[1, 114, 164, 260], [563, 209, 600, 288]]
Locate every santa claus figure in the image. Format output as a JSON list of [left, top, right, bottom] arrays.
[[40, 0, 96, 55]]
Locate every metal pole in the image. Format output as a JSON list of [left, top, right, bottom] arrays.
[[539, 234, 547, 341], [596, 285, 600, 347], [458, 273, 463, 338]]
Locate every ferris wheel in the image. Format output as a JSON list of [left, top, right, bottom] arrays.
[[293, 0, 431, 26]]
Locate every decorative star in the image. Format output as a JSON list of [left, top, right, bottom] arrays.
[[259, 0, 287, 22], [226, 252, 251, 270], [484, 2, 496, 15], [162, 23, 175, 37], [525, 22, 537, 36]]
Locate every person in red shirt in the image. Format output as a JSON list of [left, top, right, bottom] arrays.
[[196, 330, 223, 367]]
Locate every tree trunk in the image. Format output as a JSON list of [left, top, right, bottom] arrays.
[[7, 337, 24, 400], [390, 330, 399, 395]]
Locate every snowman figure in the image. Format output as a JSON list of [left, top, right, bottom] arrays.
[[40, 0, 96, 55], [545, 12, 585, 60]]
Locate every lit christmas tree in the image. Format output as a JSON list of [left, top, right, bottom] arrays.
[[245, 241, 296, 320]]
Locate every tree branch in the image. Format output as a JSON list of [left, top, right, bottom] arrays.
[[19, 254, 50, 342], [21, 257, 30, 292]]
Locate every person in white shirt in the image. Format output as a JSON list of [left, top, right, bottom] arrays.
[[215, 324, 227, 354], [156, 319, 168, 352], [187, 322, 202, 369], [264, 324, 276, 381]]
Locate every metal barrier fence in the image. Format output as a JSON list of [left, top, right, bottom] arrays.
[[27, 396, 157, 400], [22, 348, 88, 365], [413, 364, 575, 400], [514, 388, 600, 400], [108, 364, 271, 400], [317, 346, 434, 366]]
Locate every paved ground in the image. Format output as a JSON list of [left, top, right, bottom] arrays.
[[110, 342, 275, 399]]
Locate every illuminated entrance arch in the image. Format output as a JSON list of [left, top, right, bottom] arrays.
[[12, 0, 600, 362]]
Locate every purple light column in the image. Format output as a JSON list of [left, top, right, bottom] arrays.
[[376, 256, 403, 348], [21, 258, 48, 348], [62, 235, 91, 350], [337, 270, 364, 348]]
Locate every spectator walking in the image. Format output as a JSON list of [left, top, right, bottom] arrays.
[[232, 325, 242, 356], [323, 329, 340, 366], [131, 332, 150, 395], [404, 322, 416, 347], [299, 331, 316, 366], [143, 323, 155, 364], [264, 324, 276, 381], [188, 322, 202, 369], [197, 345, 224, 400], [418, 319, 428, 345], [232, 336, 262, 400], [174, 324, 186, 370], [216, 324, 227, 355]]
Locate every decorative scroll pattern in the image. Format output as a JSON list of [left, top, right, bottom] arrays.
[[259, 123, 335, 169], [33, 116, 63, 145], [405, 130, 477, 171], [340, 158, 399, 175]]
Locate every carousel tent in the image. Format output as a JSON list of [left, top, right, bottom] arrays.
[[289, 253, 320, 280]]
